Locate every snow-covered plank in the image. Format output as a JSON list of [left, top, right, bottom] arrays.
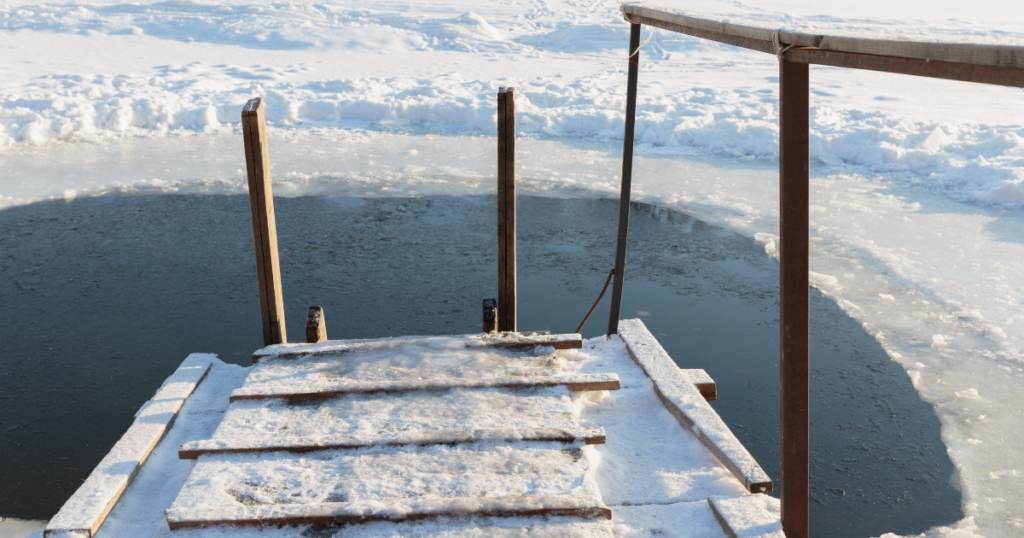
[[251, 332, 583, 362], [166, 443, 604, 525], [708, 495, 784, 538], [44, 354, 215, 538], [212, 387, 579, 440], [165, 494, 611, 530], [682, 368, 717, 401], [621, 3, 1024, 69], [230, 373, 621, 401], [617, 319, 772, 494], [179, 427, 607, 458]]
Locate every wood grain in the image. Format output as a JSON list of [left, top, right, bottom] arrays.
[[179, 427, 606, 459], [229, 373, 621, 402], [305, 306, 327, 343], [242, 97, 287, 345]]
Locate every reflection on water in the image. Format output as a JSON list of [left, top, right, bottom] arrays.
[[0, 194, 959, 536]]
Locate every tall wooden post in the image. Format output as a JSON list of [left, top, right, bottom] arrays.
[[242, 97, 287, 346], [607, 23, 642, 336], [779, 58, 810, 538], [497, 87, 517, 332]]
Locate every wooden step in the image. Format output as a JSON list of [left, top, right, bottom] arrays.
[[179, 427, 607, 459], [230, 373, 621, 402], [252, 332, 584, 362], [165, 494, 611, 530]]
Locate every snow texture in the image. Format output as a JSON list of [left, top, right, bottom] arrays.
[[94, 360, 249, 538], [708, 495, 784, 538], [254, 332, 581, 360], [214, 387, 578, 439], [43, 353, 214, 538], [611, 500, 728, 538], [615, 320, 771, 493], [569, 337, 750, 505]]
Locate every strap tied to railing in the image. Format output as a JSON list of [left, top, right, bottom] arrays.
[[629, 27, 655, 58], [773, 29, 792, 61]]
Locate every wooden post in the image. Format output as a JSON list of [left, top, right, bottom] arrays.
[[482, 299, 498, 333], [497, 87, 517, 332], [242, 97, 287, 346], [779, 58, 810, 538], [607, 23, 642, 336], [306, 306, 327, 343]]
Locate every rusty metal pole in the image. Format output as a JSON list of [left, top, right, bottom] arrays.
[[779, 57, 810, 538], [607, 23, 642, 336]]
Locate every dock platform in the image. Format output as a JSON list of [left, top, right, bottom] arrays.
[[45, 320, 780, 538]]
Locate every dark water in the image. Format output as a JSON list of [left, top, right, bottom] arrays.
[[0, 194, 961, 536]]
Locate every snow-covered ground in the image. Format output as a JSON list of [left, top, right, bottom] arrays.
[[2, 0, 1023, 537]]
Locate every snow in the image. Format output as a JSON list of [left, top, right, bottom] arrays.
[[4, 0, 1024, 536], [93, 360, 249, 538], [43, 354, 215, 538]]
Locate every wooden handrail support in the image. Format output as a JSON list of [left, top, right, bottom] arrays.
[[242, 97, 287, 346], [497, 87, 517, 332]]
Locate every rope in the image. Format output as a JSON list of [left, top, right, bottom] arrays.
[[772, 29, 792, 61], [629, 28, 655, 58], [575, 268, 616, 334]]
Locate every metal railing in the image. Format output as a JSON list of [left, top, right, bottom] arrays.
[[606, 4, 1024, 537]]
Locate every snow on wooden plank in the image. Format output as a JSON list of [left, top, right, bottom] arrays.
[[251, 332, 583, 362], [617, 319, 772, 494], [708, 495, 784, 538], [621, 2, 1024, 69], [179, 427, 607, 458], [166, 443, 603, 520], [44, 354, 215, 538], [230, 373, 621, 401], [165, 494, 611, 530], [212, 387, 579, 441], [682, 368, 717, 401]]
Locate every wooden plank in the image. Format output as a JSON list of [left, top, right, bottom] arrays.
[[779, 57, 810, 538], [708, 496, 785, 538], [482, 298, 498, 333], [621, 3, 1024, 70], [242, 97, 287, 345], [179, 427, 606, 459], [252, 332, 583, 362], [44, 354, 214, 538], [682, 368, 717, 401], [165, 494, 612, 530], [617, 319, 772, 494], [230, 373, 621, 401], [305, 306, 327, 343], [497, 87, 517, 332]]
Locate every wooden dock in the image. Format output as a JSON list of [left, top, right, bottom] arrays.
[[44, 322, 779, 538]]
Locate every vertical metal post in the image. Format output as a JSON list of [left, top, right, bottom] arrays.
[[497, 87, 517, 332], [607, 23, 642, 336], [242, 97, 287, 346], [779, 57, 810, 538]]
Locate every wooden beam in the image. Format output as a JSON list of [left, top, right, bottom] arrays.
[[305, 306, 326, 343], [251, 332, 583, 362], [621, 3, 1024, 70], [44, 355, 214, 538], [179, 427, 606, 459], [497, 87, 517, 332], [482, 298, 498, 333], [779, 57, 810, 538], [681, 368, 717, 401], [708, 496, 785, 538], [617, 319, 772, 494], [607, 23, 641, 336], [242, 97, 287, 346], [165, 495, 612, 530], [229, 373, 621, 402]]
